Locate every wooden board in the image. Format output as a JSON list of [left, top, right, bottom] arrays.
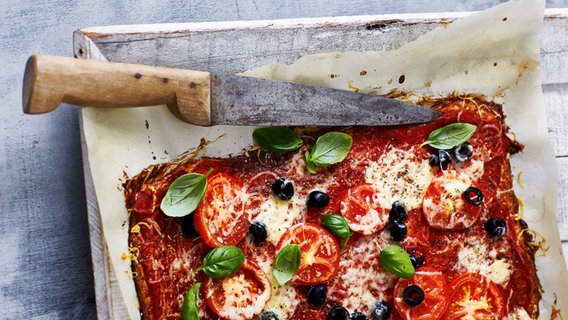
[[74, 9, 568, 319]]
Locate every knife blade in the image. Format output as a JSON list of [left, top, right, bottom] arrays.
[[23, 55, 440, 126]]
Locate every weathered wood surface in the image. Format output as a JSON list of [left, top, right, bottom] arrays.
[[75, 9, 568, 319], [1, 1, 567, 319]]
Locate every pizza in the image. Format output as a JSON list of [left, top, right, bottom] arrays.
[[123, 97, 541, 320]]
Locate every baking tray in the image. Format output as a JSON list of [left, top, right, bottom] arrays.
[[73, 7, 568, 320]]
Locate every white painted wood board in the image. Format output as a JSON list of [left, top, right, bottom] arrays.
[[73, 9, 568, 320]]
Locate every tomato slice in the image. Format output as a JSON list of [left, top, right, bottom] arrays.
[[422, 170, 482, 230], [194, 173, 250, 247], [203, 259, 271, 320], [443, 273, 505, 319], [275, 223, 340, 285], [339, 184, 389, 235], [393, 267, 450, 320]]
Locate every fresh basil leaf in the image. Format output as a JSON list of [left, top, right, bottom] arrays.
[[305, 132, 352, 172], [273, 244, 301, 285], [322, 214, 352, 240], [379, 244, 415, 278], [420, 123, 477, 150], [160, 168, 212, 217], [182, 282, 201, 320], [197, 245, 245, 278], [253, 127, 303, 154], [322, 214, 352, 251], [305, 151, 317, 174]]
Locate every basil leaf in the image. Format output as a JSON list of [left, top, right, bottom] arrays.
[[182, 282, 201, 320], [273, 244, 301, 285], [253, 127, 303, 154], [305, 132, 352, 172], [379, 244, 415, 278], [420, 123, 477, 150], [305, 151, 317, 174], [160, 168, 212, 217], [322, 214, 352, 251], [197, 245, 245, 278], [322, 214, 352, 240]]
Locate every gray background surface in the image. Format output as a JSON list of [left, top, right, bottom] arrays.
[[1, 1, 567, 319]]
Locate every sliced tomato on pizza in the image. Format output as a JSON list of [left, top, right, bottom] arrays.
[[443, 272, 505, 319], [194, 172, 251, 247], [203, 259, 271, 320], [339, 184, 389, 235], [393, 267, 450, 320], [275, 223, 340, 285], [422, 170, 483, 230]]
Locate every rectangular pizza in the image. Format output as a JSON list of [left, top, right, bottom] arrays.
[[123, 96, 541, 320]]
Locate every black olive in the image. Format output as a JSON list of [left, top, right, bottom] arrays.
[[350, 312, 368, 320], [307, 284, 327, 306], [429, 150, 452, 167], [181, 213, 200, 237], [389, 200, 408, 223], [272, 177, 294, 201], [408, 252, 425, 268], [464, 186, 483, 206], [402, 285, 425, 306], [370, 301, 390, 320], [328, 306, 350, 320], [249, 221, 268, 243], [438, 149, 452, 165], [485, 218, 507, 237], [454, 142, 474, 162], [260, 311, 280, 320], [387, 220, 407, 241], [307, 191, 330, 208], [428, 153, 440, 166]]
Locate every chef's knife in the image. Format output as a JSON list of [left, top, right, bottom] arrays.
[[23, 55, 440, 126]]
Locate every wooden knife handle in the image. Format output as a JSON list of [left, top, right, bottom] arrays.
[[22, 54, 212, 126]]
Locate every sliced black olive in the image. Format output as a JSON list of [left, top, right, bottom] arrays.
[[307, 284, 327, 306], [350, 312, 368, 320], [370, 301, 390, 320], [454, 142, 474, 162], [464, 186, 483, 206], [260, 311, 280, 320], [307, 190, 330, 208], [389, 200, 408, 223], [272, 177, 294, 201], [328, 306, 350, 320], [387, 220, 407, 241], [249, 221, 268, 243], [408, 252, 425, 268], [438, 149, 452, 165], [485, 218, 507, 237], [402, 285, 425, 306], [181, 213, 200, 238]]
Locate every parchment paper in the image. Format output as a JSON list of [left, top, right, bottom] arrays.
[[81, 0, 567, 318]]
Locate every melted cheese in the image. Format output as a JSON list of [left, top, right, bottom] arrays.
[[257, 251, 300, 319], [221, 273, 257, 317], [365, 147, 434, 209], [455, 237, 512, 285], [255, 195, 306, 246], [208, 185, 253, 244], [454, 157, 485, 181], [328, 234, 397, 313]]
